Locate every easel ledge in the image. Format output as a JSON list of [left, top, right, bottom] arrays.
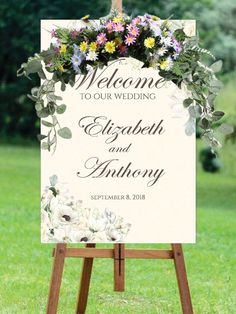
[[47, 243, 193, 314]]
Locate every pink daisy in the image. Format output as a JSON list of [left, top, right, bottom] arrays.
[[129, 26, 140, 37], [106, 20, 115, 32], [114, 23, 125, 32], [125, 35, 136, 46], [131, 17, 141, 25], [51, 29, 57, 38], [97, 33, 108, 45]]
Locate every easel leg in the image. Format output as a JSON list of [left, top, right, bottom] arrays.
[[47, 243, 66, 314], [114, 244, 125, 292], [172, 244, 193, 314], [76, 243, 96, 314]]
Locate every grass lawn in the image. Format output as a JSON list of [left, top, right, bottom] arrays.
[[0, 145, 235, 314]]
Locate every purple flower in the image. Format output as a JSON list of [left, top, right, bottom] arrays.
[[172, 37, 182, 54], [71, 53, 84, 72], [70, 30, 79, 39]]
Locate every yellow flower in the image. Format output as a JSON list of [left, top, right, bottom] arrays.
[[151, 15, 160, 21], [105, 41, 116, 54], [89, 42, 98, 51], [79, 41, 88, 52], [144, 37, 155, 49], [59, 44, 67, 54], [159, 60, 168, 70], [82, 15, 90, 22], [113, 15, 123, 23], [57, 64, 64, 72]]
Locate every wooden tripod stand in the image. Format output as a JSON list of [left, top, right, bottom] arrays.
[[47, 243, 193, 314]]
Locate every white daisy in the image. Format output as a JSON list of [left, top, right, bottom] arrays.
[[86, 51, 98, 61], [160, 36, 172, 47], [157, 47, 168, 56]]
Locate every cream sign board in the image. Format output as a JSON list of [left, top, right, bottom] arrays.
[[41, 20, 196, 244]]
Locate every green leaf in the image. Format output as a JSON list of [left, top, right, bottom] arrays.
[[56, 104, 66, 114], [212, 111, 225, 121], [183, 98, 193, 108], [50, 175, 58, 187], [58, 127, 72, 139], [35, 101, 43, 111], [37, 134, 48, 141], [200, 118, 210, 129], [210, 60, 223, 73], [41, 142, 49, 150], [37, 108, 50, 118], [25, 59, 42, 76], [49, 187, 57, 197], [218, 123, 234, 135], [42, 120, 53, 127]]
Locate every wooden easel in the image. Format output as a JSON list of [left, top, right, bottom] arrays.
[[47, 243, 193, 314], [46, 1, 193, 313]]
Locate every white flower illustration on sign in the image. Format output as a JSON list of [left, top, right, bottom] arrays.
[[41, 175, 131, 243]]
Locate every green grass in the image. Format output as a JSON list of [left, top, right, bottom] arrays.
[[0, 145, 236, 314]]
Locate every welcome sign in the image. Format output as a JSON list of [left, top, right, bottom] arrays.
[[41, 20, 196, 243]]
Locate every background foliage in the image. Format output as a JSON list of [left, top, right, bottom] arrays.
[[0, 0, 235, 141]]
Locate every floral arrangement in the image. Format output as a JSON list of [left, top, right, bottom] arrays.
[[41, 175, 131, 243], [18, 11, 227, 152]]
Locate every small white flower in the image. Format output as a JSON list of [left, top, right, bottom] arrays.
[[51, 226, 72, 242], [88, 216, 106, 232], [86, 51, 98, 61], [105, 209, 117, 224], [51, 37, 61, 48], [106, 228, 123, 242], [157, 47, 167, 56], [150, 22, 161, 37], [70, 229, 95, 243], [160, 36, 172, 47], [86, 64, 94, 73], [51, 199, 80, 226]]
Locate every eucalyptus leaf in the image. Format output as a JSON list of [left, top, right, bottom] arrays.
[[212, 111, 224, 121], [42, 120, 53, 127], [50, 175, 58, 187], [210, 60, 223, 73], [218, 123, 234, 135], [37, 108, 50, 118], [35, 101, 43, 111], [25, 59, 42, 76], [58, 127, 72, 139], [41, 142, 49, 150], [56, 104, 66, 114], [183, 98, 193, 108], [37, 134, 48, 141]]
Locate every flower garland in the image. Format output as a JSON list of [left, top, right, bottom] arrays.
[[17, 11, 225, 152]]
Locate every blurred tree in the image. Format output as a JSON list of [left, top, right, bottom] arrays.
[[0, 0, 235, 141]]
